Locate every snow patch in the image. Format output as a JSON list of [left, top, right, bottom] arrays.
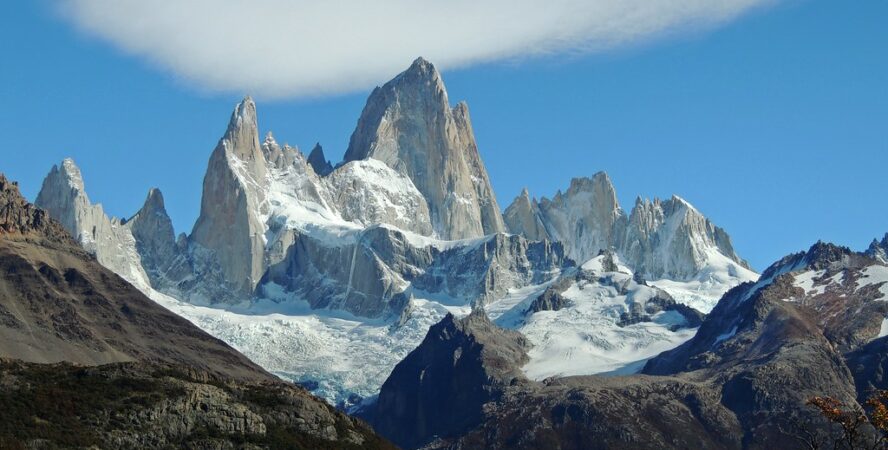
[[651, 247, 758, 313], [514, 267, 697, 380], [859, 265, 888, 301]]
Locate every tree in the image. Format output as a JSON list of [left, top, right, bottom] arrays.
[[795, 391, 888, 450]]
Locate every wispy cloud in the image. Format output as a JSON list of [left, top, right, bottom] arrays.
[[57, 0, 773, 99]]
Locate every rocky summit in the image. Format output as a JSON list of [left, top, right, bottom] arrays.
[[505, 173, 752, 283], [344, 57, 505, 240]]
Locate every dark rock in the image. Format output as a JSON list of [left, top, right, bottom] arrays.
[[367, 309, 530, 449], [307, 143, 334, 176]]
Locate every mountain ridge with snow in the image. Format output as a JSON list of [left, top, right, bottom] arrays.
[[33, 57, 759, 406]]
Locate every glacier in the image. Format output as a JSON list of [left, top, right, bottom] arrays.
[[33, 58, 760, 408]]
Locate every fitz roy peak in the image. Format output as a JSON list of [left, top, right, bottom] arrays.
[[34, 58, 756, 407], [37, 60, 567, 319], [344, 57, 506, 240]]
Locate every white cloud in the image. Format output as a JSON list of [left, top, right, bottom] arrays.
[[57, 0, 773, 99]]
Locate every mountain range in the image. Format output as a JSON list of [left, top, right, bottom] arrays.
[[31, 58, 756, 409], [6, 57, 886, 449]]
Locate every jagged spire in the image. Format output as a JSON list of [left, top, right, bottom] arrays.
[[307, 143, 333, 176], [343, 57, 504, 239], [402, 56, 441, 83]]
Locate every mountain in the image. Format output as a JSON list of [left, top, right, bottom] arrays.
[[369, 310, 530, 449], [343, 57, 505, 240], [505, 175, 757, 311], [32, 58, 756, 407], [32, 91, 569, 405], [35, 159, 153, 288], [368, 237, 888, 449], [0, 173, 394, 449], [308, 143, 334, 176], [190, 96, 269, 299], [502, 187, 550, 241], [867, 233, 888, 263], [5, 173, 267, 379]]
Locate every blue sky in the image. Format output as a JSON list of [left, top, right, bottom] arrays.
[[1, 0, 886, 271]]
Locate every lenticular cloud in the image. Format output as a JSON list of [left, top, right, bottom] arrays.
[[57, 0, 772, 99]]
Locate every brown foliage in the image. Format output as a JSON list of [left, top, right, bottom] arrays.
[[801, 392, 888, 450]]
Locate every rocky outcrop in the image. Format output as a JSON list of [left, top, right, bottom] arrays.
[[525, 276, 574, 313], [308, 143, 334, 176], [414, 233, 571, 307], [536, 173, 627, 262], [369, 300, 737, 450], [866, 233, 888, 263], [35, 158, 153, 288], [511, 175, 753, 283], [190, 96, 268, 298], [640, 241, 888, 448], [368, 310, 530, 449], [0, 174, 70, 242], [622, 195, 748, 280], [261, 225, 571, 318], [644, 242, 885, 372], [503, 188, 550, 241], [441, 375, 742, 450], [127, 188, 184, 287], [343, 57, 505, 240]]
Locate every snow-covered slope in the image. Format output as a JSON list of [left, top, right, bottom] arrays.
[[491, 253, 703, 379]]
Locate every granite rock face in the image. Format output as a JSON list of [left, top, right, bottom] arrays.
[[35, 158, 154, 288], [535, 173, 627, 263], [128, 188, 183, 287], [261, 225, 571, 318], [503, 188, 550, 241], [622, 195, 748, 280], [343, 57, 505, 240], [36, 58, 752, 325], [506, 174, 752, 282], [325, 159, 433, 236], [50, 89, 560, 319], [190, 96, 268, 298]]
